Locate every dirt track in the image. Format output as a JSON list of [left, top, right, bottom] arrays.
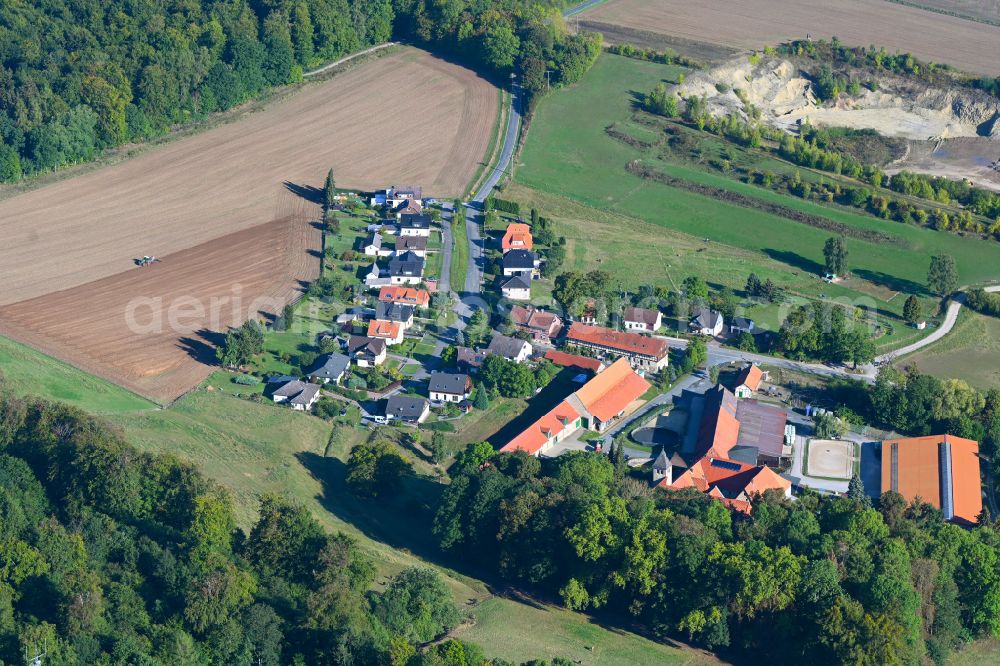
[[0, 47, 497, 306], [583, 0, 1000, 74], [0, 216, 320, 403]]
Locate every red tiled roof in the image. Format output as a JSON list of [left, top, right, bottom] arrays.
[[501, 359, 650, 454], [881, 434, 982, 524], [736, 364, 764, 392], [544, 350, 604, 373], [696, 386, 741, 459], [500, 401, 581, 456], [665, 456, 790, 513], [574, 358, 650, 423], [502, 223, 533, 252], [367, 320, 401, 340], [379, 286, 430, 306], [566, 323, 668, 360]]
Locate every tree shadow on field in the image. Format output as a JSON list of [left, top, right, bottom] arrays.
[[295, 451, 447, 563], [177, 329, 225, 365], [627, 89, 646, 110], [762, 248, 824, 276], [283, 181, 324, 205], [853, 268, 930, 298]]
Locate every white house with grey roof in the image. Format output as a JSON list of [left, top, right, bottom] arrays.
[[501, 274, 531, 301], [389, 251, 425, 285], [487, 333, 533, 363], [385, 395, 430, 423], [689, 308, 724, 336], [307, 353, 350, 384], [271, 380, 321, 411], [428, 373, 471, 403]]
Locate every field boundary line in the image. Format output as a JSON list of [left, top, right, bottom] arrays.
[[304, 42, 399, 77], [466, 88, 509, 198]]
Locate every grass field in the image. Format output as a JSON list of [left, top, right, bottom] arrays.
[[0, 336, 156, 414], [512, 53, 1000, 349], [454, 597, 715, 665], [580, 0, 1000, 74], [451, 214, 471, 294], [907, 310, 1000, 389]]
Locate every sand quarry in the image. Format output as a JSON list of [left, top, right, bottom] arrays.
[[0, 48, 499, 402], [676, 56, 1000, 190]]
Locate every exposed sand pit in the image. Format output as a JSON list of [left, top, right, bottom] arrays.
[[806, 439, 856, 479]]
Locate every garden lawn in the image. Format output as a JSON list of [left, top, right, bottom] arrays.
[[451, 214, 469, 294], [0, 335, 155, 414]]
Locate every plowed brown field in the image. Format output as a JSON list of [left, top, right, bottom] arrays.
[[0, 48, 498, 401], [582, 0, 1000, 74], [0, 47, 497, 306], [0, 216, 319, 403]]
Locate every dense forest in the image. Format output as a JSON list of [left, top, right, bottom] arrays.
[[0, 0, 599, 182], [0, 376, 573, 665], [434, 440, 1000, 665]]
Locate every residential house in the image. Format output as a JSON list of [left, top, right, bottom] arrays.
[[456, 347, 489, 372], [398, 213, 432, 237], [502, 249, 539, 278], [733, 364, 766, 398], [501, 358, 650, 456], [394, 198, 423, 218], [565, 322, 669, 372], [307, 353, 350, 384], [881, 434, 983, 525], [389, 251, 425, 285], [379, 285, 430, 308], [394, 235, 428, 257], [510, 305, 563, 344], [428, 373, 472, 403], [367, 320, 405, 346], [657, 455, 791, 514], [347, 336, 387, 367], [364, 263, 390, 289], [623, 307, 662, 333], [487, 333, 533, 363], [363, 233, 382, 256], [271, 380, 321, 411], [502, 223, 533, 253], [500, 274, 531, 300], [385, 395, 430, 424], [544, 350, 605, 374], [730, 317, 755, 335], [384, 185, 423, 209], [375, 301, 415, 330], [690, 308, 724, 336]]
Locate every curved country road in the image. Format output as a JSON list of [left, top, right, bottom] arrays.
[[877, 285, 1000, 363]]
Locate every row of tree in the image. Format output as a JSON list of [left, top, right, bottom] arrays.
[[433, 443, 1000, 664]]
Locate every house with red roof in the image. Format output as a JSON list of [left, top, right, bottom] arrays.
[[502, 223, 533, 253], [544, 350, 605, 374], [379, 285, 430, 308], [655, 453, 792, 514], [500, 358, 650, 457], [367, 320, 404, 346], [733, 363, 766, 398], [881, 434, 982, 525], [566, 322, 669, 373], [510, 305, 563, 344]]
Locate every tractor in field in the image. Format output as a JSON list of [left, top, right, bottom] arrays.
[[135, 255, 161, 267]]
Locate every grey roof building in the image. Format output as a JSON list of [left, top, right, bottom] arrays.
[[428, 372, 471, 397], [308, 353, 350, 383], [501, 274, 531, 291], [389, 251, 425, 277], [375, 301, 414, 323], [487, 333, 532, 361], [503, 249, 538, 273], [385, 395, 429, 423], [399, 213, 432, 230]]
